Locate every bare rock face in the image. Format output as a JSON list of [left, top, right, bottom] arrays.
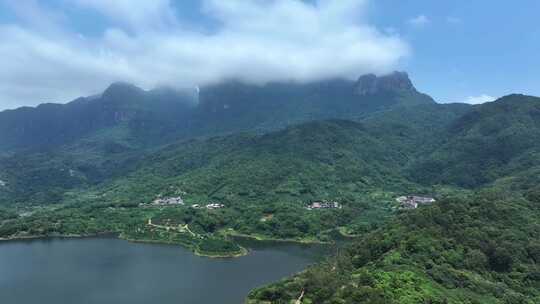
[[355, 71, 416, 95]]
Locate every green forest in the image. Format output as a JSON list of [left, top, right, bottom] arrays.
[[1, 91, 540, 301], [248, 190, 540, 303]]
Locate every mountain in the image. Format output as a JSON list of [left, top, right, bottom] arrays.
[[2, 84, 540, 303], [0, 71, 440, 205], [0, 108, 475, 245], [5, 90, 540, 210], [409, 94, 540, 188], [0, 72, 433, 153], [78, 120, 417, 207], [0, 101, 467, 207], [90, 102, 471, 209], [194, 72, 434, 135], [0, 83, 197, 152], [224, 96, 540, 304]]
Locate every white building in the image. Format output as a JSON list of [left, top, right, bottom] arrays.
[[206, 203, 225, 209], [152, 196, 184, 205], [397, 195, 435, 209], [307, 201, 342, 210]]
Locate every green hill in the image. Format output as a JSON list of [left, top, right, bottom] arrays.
[[409, 94, 540, 188], [244, 94, 540, 303], [0, 72, 438, 206], [248, 191, 540, 304], [87, 100, 471, 208], [5, 94, 540, 209], [2, 77, 540, 302], [0, 72, 433, 154]]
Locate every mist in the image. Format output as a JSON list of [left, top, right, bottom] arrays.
[[0, 0, 408, 109]]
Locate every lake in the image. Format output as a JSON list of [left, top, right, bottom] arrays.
[[0, 237, 330, 304]]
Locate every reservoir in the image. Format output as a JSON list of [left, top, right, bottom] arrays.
[[0, 237, 328, 304]]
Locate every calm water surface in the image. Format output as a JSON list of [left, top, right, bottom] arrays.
[[0, 237, 329, 304]]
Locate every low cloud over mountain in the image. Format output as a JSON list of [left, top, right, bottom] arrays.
[[0, 0, 408, 109]]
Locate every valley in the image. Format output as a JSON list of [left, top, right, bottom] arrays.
[[1, 1, 538, 303]]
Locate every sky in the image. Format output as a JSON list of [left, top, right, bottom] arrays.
[[0, 0, 538, 110]]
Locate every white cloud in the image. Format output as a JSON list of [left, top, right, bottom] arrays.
[[2, 0, 67, 33], [464, 94, 496, 104], [0, 0, 409, 109], [408, 15, 430, 27], [75, 0, 177, 32]]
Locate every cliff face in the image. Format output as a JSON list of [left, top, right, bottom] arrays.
[[0, 71, 434, 152], [355, 71, 417, 95]]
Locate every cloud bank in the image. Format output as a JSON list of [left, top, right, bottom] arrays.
[[464, 94, 496, 104], [0, 0, 409, 109]]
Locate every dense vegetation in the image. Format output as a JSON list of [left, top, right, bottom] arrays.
[[2, 94, 540, 246], [1, 74, 540, 301], [0, 72, 430, 152], [409, 94, 540, 188], [248, 190, 540, 303], [0, 72, 435, 206], [0, 203, 247, 257]]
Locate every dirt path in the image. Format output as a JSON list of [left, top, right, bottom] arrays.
[[295, 289, 305, 304], [182, 224, 197, 237], [147, 219, 199, 238]]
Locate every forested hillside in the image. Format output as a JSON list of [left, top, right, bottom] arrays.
[[3, 94, 540, 210], [248, 191, 540, 304], [0, 72, 432, 154], [409, 94, 540, 188], [2, 77, 540, 302], [0, 72, 440, 206], [0, 83, 197, 152]]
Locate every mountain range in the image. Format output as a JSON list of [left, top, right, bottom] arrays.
[[0, 72, 432, 152], [2, 71, 540, 303], [2, 72, 540, 208], [0, 71, 437, 204]]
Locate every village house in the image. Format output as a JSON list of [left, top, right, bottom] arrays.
[[152, 196, 184, 206], [307, 201, 342, 210], [396, 195, 436, 209], [206, 203, 225, 210]]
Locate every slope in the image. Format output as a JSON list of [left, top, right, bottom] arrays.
[[0, 72, 440, 206], [248, 190, 540, 303], [409, 94, 540, 188]]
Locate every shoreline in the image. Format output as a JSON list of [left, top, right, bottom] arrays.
[[119, 234, 249, 258], [0, 228, 336, 258], [0, 232, 109, 242], [225, 230, 332, 245], [1, 232, 249, 258], [194, 246, 249, 258]]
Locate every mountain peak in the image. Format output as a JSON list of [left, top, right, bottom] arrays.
[[355, 71, 416, 95], [102, 82, 145, 100]]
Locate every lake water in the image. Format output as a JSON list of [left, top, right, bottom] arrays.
[[0, 237, 329, 304]]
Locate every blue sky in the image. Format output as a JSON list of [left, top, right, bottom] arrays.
[[0, 0, 538, 109], [369, 0, 540, 103]]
